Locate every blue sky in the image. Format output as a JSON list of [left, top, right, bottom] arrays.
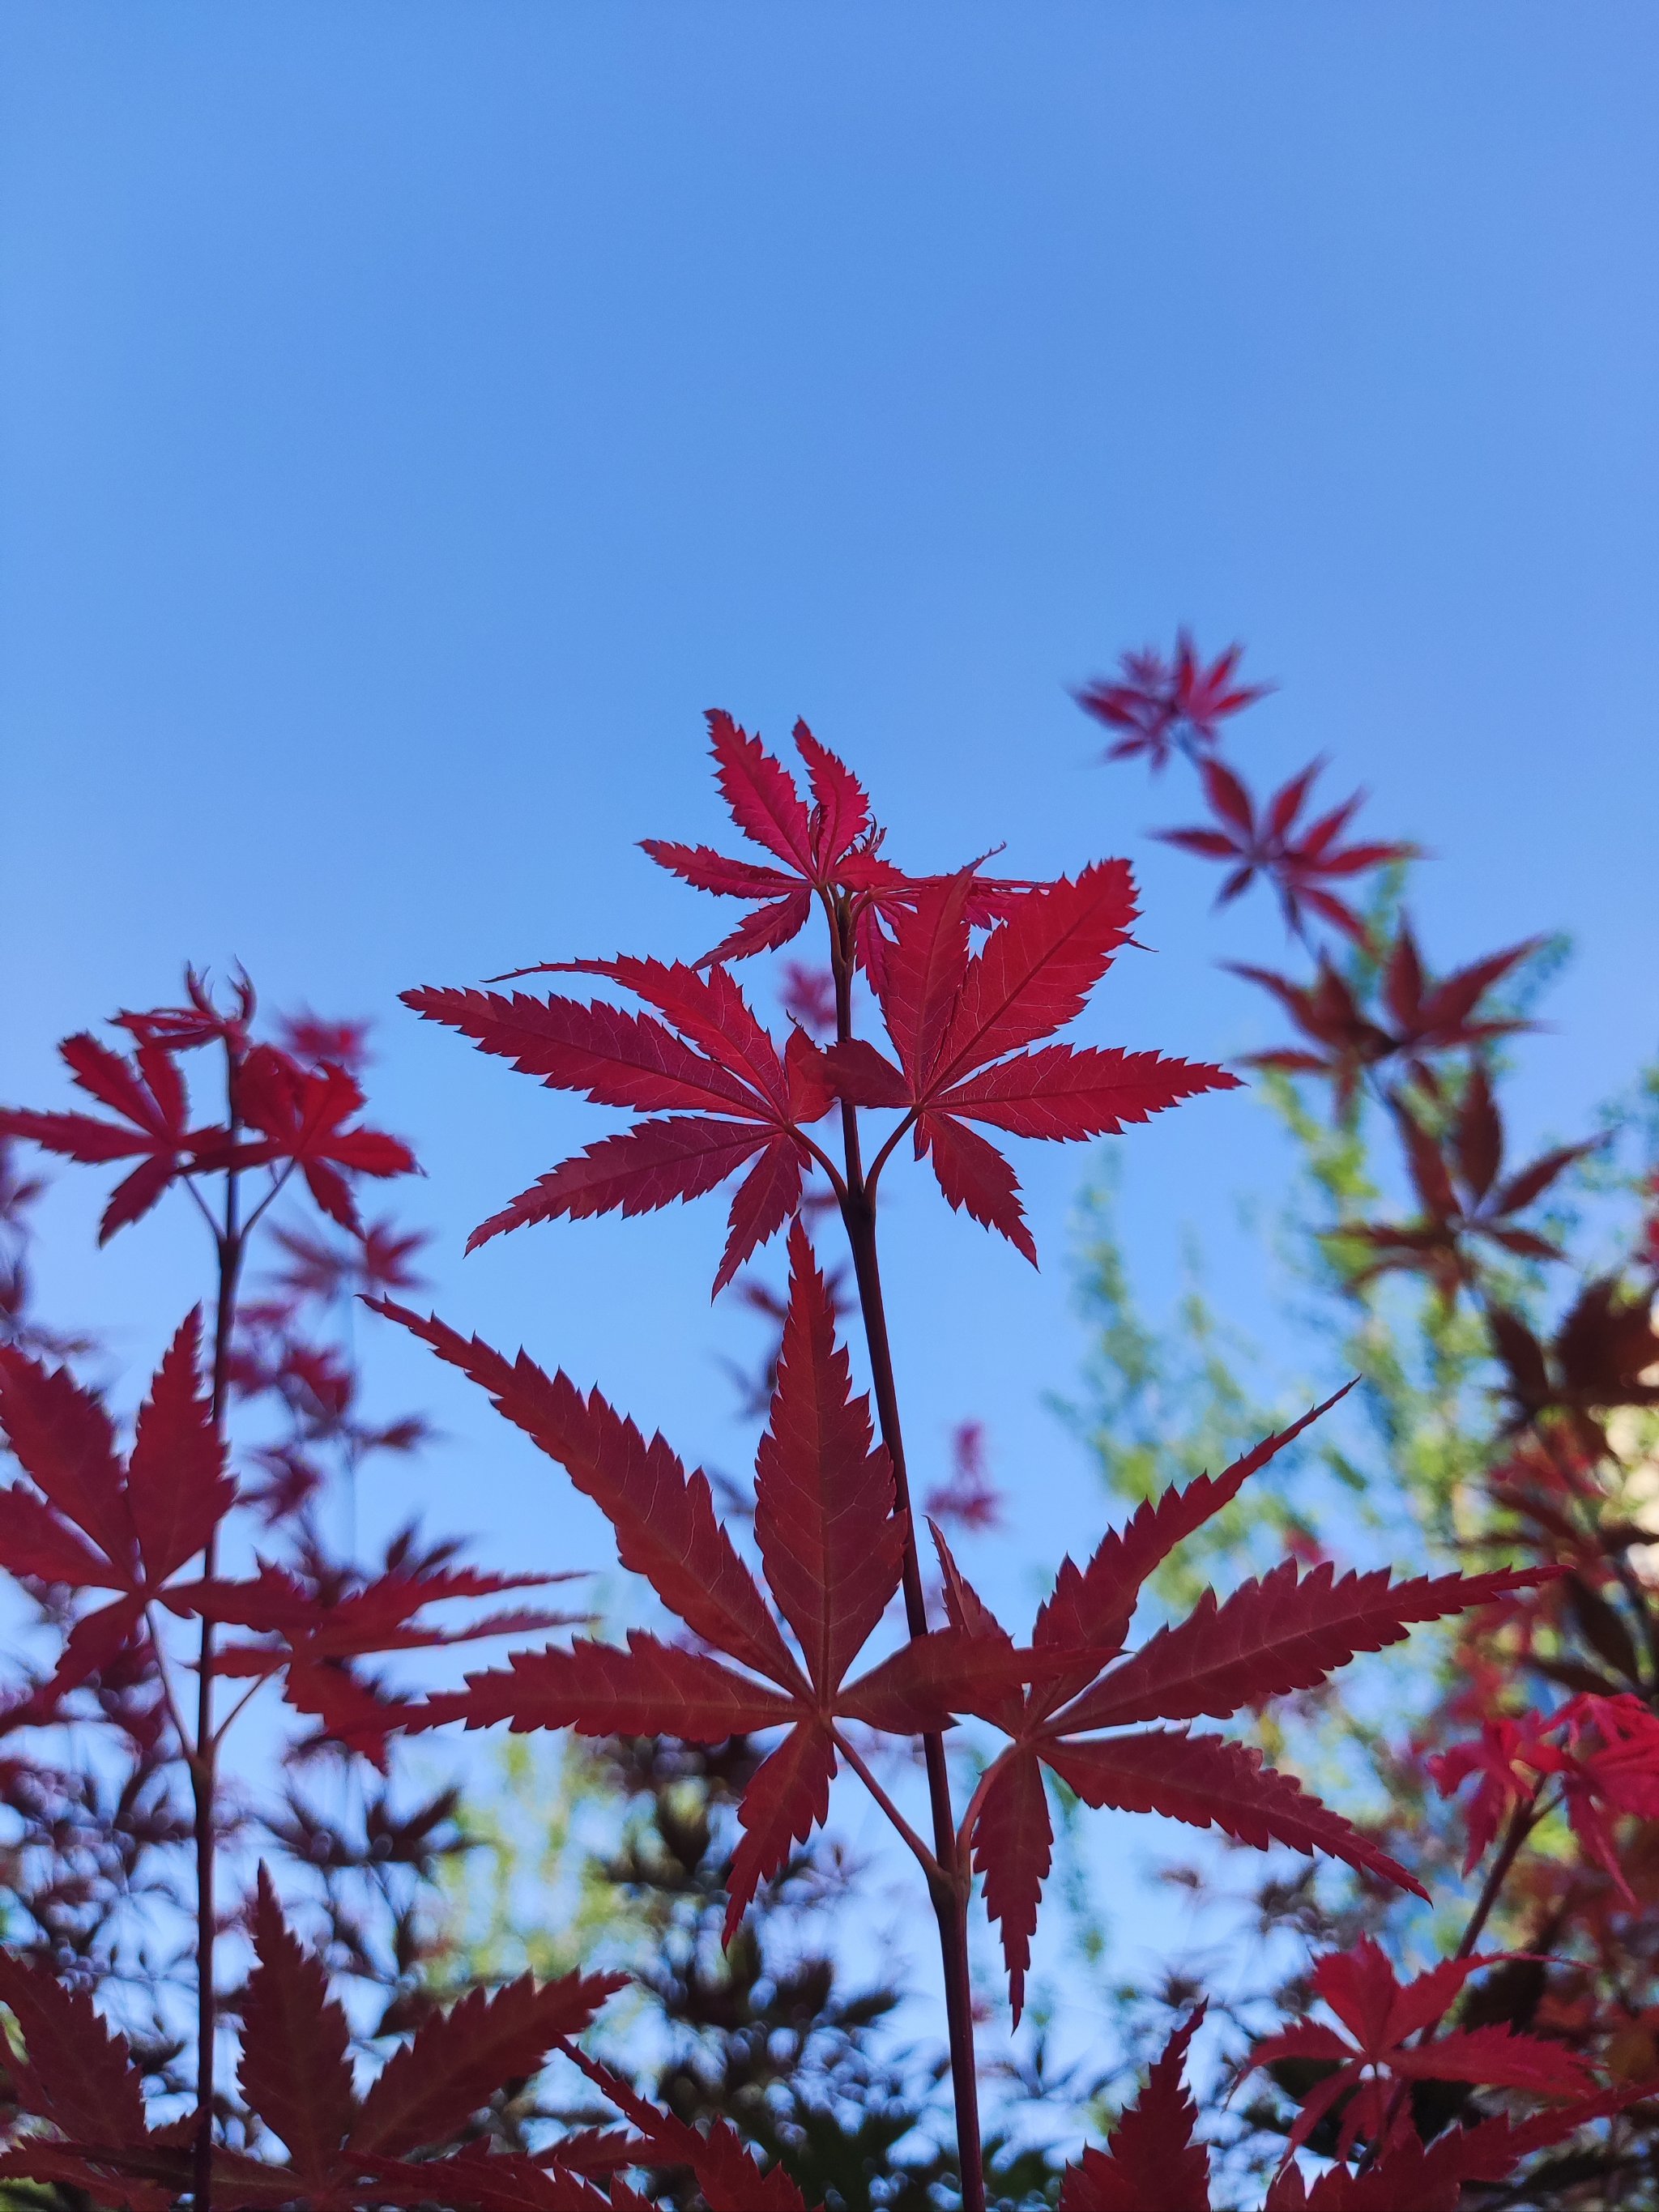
[[4, 1, 1657, 2077]]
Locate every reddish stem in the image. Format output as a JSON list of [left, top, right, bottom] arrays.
[[821, 892, 987, 2212], [192, 1055, 245, 2212]]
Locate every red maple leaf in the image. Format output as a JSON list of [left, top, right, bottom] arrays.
[[1243, 1937, 1594, 2160], [1432, 1694, 1659, 1902], [1231, 921, 1540, 1110], [931, 1390, 1553, 2018], [0, 1313, 232, 1701], [0, 1869, 628, 2210], [376, 1223, 1060, 1937], [161, 1558, 584, 1767], [636, 710, 1026, 981], [209, 1042, 418, 1234], [0, 1032, 216, 1242], [1156, 757, 1416, 942], [1488, 1275, 1659, 1458], [115, 965, 257, 1056], [1073, 630, 1272, 773], [1056, 2003, 1636, 2212], [403, 956, 834, 1291], [266, 1214, 432, 1306], [821, 864, 1239, 1259], [1346, 1069, 1593, 1302], [638, 710, 887, 965], [557, 2041, 814, 2210]]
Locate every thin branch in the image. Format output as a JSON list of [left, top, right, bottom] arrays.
[[210, 1673, 274, 1754], [831, 1724, 944, 1886]]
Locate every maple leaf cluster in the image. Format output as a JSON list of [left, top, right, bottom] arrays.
[[0, 974, 631, 2209], [380, 1232, 1541, 2014], [1059, 1985, 1640, 2212], [1073, 630, 1271, 773], [407, 713, 1235, 1281], [2, 667, 1653, 2210], [1085, 638, 1659, 2201], [374, 708, 1605, 2206], [0, 970, 415, 1244]]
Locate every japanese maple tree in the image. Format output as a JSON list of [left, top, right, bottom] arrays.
[[0, 677, 1647, 2210], [381, 714, 1559, 2209]]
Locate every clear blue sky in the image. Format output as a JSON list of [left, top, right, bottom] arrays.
[[4, 2, 1657, 2066]]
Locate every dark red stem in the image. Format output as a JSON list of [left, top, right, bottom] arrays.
[[192, 1058, 244, 2212], [822, 893, 987, 2212]]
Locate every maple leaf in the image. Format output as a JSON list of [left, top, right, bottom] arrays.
[[377, 1223, 1052, 1937], [1231, 921, 1540, 1110], [116, 964, 258, 1055], [207, 1042, 417, 1234], [930, 1392, 1553, 2018], [403, 956, 829, 1292], [349, 1967, 627, 2161], [822, 864, 1238, 1261], [1073, 629, 1272, 772], [1273, 2090, 1659, 2212], [161, 1558, 582, 1766], [0, 1031, 214, 1242], [1056, 2007, 1640, 2212], [1426, 1712, 1551, 1873], [1489, 1275, 1659, 1458], [638, 710, 1029, 986], [0, 1313, 232, 1701], [1156, 757, 1416, 942], [266, 1214, 431, 1306], [1346, 1069, 1593, 1303], [1433, 1693, 1659, 1903], [0, 1946, 151, 2158], [1243, 1937, 1595, 2159], [0, 1870, 626, 2212], [1057, 2010, 1210, 2210], [638, 711, 881, 966], [275, 1005, 373, 1074], [924, 1418, 1003, 1533]]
